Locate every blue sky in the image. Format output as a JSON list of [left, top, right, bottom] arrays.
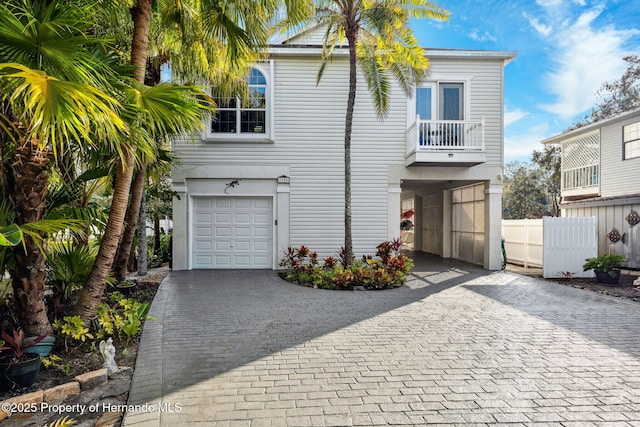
[[411, 0, 640, 162]]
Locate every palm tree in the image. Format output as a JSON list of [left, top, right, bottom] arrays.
[[314, 0, 448, 264], [0, 0, 127, 335]]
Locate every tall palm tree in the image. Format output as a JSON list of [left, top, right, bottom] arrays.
[[314, 0, 448, 264], [0, 0, 127, 335]]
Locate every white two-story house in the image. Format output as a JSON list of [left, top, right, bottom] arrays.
[[171, 26, 516, 271], [542, 107, 640, 268]]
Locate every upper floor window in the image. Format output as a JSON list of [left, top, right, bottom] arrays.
[[210, 67, 270, 139], [623, 122, 640, 159], [416, 82, 464, 121]]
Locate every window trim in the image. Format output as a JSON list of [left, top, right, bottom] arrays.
[[623, 121, 640, 160], [206, 61, 274, 143]]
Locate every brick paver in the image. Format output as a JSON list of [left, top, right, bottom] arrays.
[[123, 258, 640, 426]]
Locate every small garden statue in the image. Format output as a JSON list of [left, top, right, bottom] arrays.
[[99, 338, 118, 374]]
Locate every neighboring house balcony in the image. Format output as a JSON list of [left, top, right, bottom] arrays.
[[559, 129, 600, 200], [406, 116, 485, 166], [562, 164, 599, 199]]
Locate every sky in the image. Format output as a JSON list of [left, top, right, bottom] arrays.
[[411, 0, 640, 163]]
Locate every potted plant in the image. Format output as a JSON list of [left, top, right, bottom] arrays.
[[582, 254, 626, 284], [23, 335, 56, 357], [0, 327, 46, 391]]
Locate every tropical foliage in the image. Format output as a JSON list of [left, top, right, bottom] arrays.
[[280, 239, 414, 290]]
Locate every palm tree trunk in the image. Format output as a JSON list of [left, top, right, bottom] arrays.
[[113, 167, 146, 282], [74, 0, 153, 324], [137, 194, 148, 275], [75, 153, 136, 321], [342, 32, 358, 266], [8, 139, 53, 336]]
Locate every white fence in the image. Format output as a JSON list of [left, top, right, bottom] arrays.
[[502, 217, 598, 278], [502, 219, 543, 268]]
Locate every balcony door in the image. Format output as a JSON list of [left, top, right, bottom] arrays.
[[439, 83, 463, 121]]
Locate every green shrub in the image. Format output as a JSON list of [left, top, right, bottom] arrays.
[[47, 242, 104, 301], [95, 292, 154, 342], [583, 253, 626, 276], [279, 239, 413, 290]]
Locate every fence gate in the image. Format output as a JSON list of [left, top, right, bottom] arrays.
[[542, 217, 597, 279]]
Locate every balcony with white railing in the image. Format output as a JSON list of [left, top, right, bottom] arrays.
[[559, 130, 600, 200], [406, 116, 486, 166]]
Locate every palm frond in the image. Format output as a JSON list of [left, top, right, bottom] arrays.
[[0, 63, 128, 158]]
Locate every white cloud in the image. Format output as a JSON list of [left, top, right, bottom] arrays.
[[505, 130, 551, 162], [469, 28, 497, 42], [524, 13, 553, 36], [538, 7, 639, 119], [505, 108, 529, 127]]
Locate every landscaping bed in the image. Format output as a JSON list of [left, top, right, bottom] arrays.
[[549, 271, 640, 303], [0, 270, 166, 426]]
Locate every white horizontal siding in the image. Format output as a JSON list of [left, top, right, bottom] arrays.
[[600, 116, 640, 197], [174, 52, 507, 259]]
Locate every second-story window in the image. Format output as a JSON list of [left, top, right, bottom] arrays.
[[623, 122, 640, 159], [211, 68, 267, 136]]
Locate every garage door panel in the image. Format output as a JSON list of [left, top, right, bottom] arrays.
[[235, 213, 251, 223], [193, 196, 273, 268], [215, 213, 231, 223], [215, 199, 232, 208], [215, 241, 231, 250], [254, 199, 270, 209], [233, 256, 251, 266], [254, 213, 270, 224], [196, 241, 212, 251], [254, 226, 270, 238], [214, 255, 232, 266], [234, 199, 251, 209], [195, 227, 212, 237], [196, 213, 212, 223], [254, 241, 270, 251], [215, 227, 231, 237], [196, 199, 213, 209], [235, 227, 251, 237], [234, 241, 251, 251]]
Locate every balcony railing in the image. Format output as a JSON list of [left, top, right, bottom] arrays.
[[561, 165, 599, 198], [406, 116, 485, 165]]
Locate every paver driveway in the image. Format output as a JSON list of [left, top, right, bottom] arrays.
[[124, 260, 640, 426]]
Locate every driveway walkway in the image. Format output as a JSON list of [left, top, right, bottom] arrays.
[[124, 258, 640, 426]]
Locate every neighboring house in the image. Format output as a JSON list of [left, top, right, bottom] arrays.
[[171, 26, 516, 270], [541, 108, 640, 268]]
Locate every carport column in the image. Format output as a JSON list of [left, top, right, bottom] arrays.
[[388, 185, 401, 241], [276, 179, 290, 267], [172, 182, 188, 270], [442, 189, 452, 258], [484, 183, 503, 270]]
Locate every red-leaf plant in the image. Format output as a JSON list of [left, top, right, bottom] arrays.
[[0, 327, 47, 361]]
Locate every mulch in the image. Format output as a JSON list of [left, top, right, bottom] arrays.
[[548, 270, 640, 303]]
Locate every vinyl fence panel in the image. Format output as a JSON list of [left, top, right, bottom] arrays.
[[542, 216, 597, 279], [502, 219, 543, 268]]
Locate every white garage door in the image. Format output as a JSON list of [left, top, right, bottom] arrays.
[[192, 197, 273, 268]]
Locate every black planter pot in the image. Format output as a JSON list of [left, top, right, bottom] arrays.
[[595, 269, 621, 285], [116, 282, 137, 295], [0, 354, 42, 391]]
